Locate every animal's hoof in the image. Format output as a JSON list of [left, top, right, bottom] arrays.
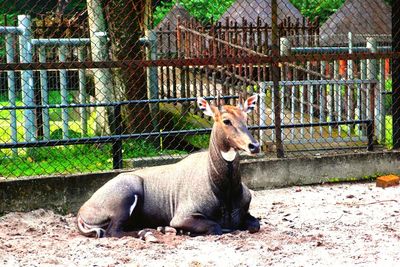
[[145, 234, 159, 243], [248, 227, 260, 233], [247, 222, 261, 233], [138, 230, 159, 243], [157, 226, 177, 235], [208, 225, 223, 235]]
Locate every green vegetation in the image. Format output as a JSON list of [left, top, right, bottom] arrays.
[[153, 0, 235, 25], [326, 173, 382, 183], [0, 93, 191, 178], [0, 139, 185, 177]]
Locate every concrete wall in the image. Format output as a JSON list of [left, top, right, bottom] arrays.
[[1, 151, 400, 214]]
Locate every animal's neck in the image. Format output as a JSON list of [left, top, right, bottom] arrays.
[[207, 124, 241, 193]]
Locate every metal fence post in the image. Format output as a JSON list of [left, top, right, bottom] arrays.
[[18, 15, 36, 142], [146, 30, 159, 132], [58, 45, 69, 139], [38, 46, 50, 140], [393, 0, 400, 149], [6, 33, 18, 155], [367, 37, 377, 142], [272, 0, 284, 158], [112, 104, 123, 169], [78, 47, 88, 136]]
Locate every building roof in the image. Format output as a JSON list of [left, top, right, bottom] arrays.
[[320, 0, 391, 45], [154, 3, 195, 31], [218, 0, 304, 25]]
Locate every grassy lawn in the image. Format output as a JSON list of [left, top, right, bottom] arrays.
[[0, 139, 186, 178], [0, 91, 186, 178]]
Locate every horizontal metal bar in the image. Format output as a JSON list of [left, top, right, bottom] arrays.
[[291, 46, 391, 54], [0, 26, 23, 34], [282, 136, 368, 145], [250, 120, 372, 130], [261, 79, 377, 87], [381, 91, 393, 95], [0, 96, 238, 111], [284, 144, 370, 154], [0, 120, 372, 149], [0, 52, 397, 71], [0, 128, 213, 149], [32, 38, 90, 46]]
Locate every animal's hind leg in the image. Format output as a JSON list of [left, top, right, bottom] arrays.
[[77, 174, 144, 238], [105, 194, 141, 237]]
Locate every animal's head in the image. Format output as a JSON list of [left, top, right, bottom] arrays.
[[197, 95, 260, 156]]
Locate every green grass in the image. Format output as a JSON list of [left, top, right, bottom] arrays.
[[0, 139, 186, 178], [0, 91, 97, 145], [0, 91, 187, 178]]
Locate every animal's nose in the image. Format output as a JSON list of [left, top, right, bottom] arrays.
[[248, 142, 260, 154]]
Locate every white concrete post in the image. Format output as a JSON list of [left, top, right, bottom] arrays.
[[18, 15, 36, 142], [87, 0, 113, 135], [6, 34, 17, 155], [58, 45, 69, 139], [38, 46, 50, 140]]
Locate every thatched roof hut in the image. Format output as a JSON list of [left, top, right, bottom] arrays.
[[154, 4, 197, 55], [218, 0, 304, 25], [320, 0, 391, 46]]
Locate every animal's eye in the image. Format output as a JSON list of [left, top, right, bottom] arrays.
[[223, 119, 232, 126]]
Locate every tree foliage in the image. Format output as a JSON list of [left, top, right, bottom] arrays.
[[290, 0, 345, 23]]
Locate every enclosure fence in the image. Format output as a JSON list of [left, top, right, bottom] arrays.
[[0, 0, 398, 178]]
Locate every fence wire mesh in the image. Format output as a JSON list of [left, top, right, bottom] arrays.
[[0, 0, 396, 178]]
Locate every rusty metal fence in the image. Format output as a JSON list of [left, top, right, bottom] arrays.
[[0, 0, 398, 178]]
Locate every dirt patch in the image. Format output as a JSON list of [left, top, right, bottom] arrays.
[[1, 182, 400, 266]]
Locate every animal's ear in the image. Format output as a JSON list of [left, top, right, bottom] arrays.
[[197, 97, 214, 116], [242, 94, 258, 113]]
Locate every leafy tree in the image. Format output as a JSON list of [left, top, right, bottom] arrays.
[[290, 0, 345, 23], [153, 0, 235, 25]]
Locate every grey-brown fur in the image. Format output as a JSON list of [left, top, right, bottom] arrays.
[[77, 96, 260, 237]]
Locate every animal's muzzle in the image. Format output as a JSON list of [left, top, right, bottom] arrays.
[[248, 142, 260, 154]]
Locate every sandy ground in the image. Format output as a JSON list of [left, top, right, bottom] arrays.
[[1, 182, 399, 267]]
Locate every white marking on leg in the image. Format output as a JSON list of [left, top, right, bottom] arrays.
[[221, 148, 237, 162], [129, 195, 138, 216]]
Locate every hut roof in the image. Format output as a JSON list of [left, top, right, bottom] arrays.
[[154, 4, 198, 56], [320, 0, 391, 45], [218, 0, 304, 25], [154, 3, 195, 30]]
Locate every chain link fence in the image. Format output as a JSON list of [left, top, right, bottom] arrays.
[[0, 0, 397, 178]]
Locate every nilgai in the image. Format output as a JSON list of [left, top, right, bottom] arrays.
[[77, 95, 261, 238]]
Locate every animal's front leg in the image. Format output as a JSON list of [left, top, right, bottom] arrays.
[[170, 213, 222, 235], [242, 213, 260, 233]]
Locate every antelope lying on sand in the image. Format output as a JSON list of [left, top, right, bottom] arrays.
[[77, 95, 261, 238]]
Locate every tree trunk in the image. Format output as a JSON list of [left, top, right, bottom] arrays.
[[104, 0, 153, 133]]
